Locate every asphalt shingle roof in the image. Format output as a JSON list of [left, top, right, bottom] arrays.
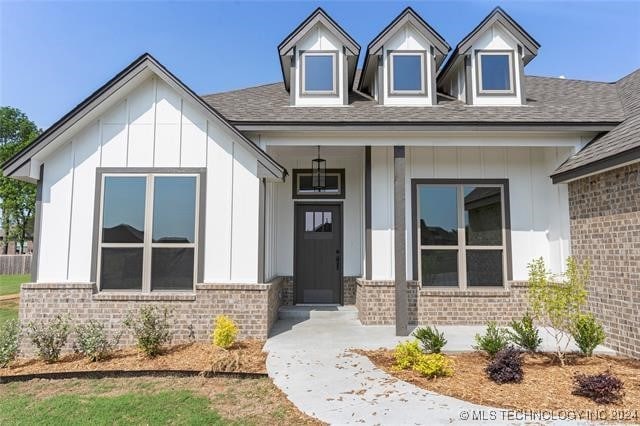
[[552, 69, 640, 180], [202, 74, 625, 124]]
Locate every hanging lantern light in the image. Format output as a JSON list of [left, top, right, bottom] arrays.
[[311, 145, 326, 191]]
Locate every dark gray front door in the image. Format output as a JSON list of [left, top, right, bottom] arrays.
[[294, 203, 342, 304]]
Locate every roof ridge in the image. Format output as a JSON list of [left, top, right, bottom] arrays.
[[525, 75, 616, 84], [201, 81, 283, 97]]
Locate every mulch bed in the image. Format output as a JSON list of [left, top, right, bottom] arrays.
[[356, 349, 640, 422], [1, 340, 267, 377]]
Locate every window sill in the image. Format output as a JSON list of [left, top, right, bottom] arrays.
[[93, 292, 196, 302], [419, 287, 509, 297]]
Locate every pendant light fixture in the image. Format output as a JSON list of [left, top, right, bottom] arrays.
[[311, 145, 326, 191]]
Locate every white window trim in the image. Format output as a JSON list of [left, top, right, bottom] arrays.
[[96, 172, 200, 293], [300, 50, 338, 96], [388, 50, 426, 96], [416, 182, 508, 290], [476, 50, 516, 95]]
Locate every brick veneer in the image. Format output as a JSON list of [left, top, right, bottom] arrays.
[[356, 279, 528, 326], [568, 163, 640, 358], [280, 276, 358, 306], [18, 278, 284, 356]]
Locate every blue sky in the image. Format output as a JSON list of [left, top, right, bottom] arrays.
[[1, 1, 639, 129]]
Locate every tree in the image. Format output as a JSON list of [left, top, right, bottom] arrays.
[[0, 107, 40, 254], [527, 256, 589, 366]]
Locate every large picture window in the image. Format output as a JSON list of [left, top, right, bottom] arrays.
[[413, 180, 510, 288], [97, 171, 202, 292]]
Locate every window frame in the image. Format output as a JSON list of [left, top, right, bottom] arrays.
[[475, 50, 516, 96], [387, 50, 427, 96], [92, 168, 206, 293], [291, 168, 345, 199], [411, 178, 512, 289], [299, 50, 339, 96]]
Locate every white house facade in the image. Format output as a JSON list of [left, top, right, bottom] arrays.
[[6, 7, 638, 354]]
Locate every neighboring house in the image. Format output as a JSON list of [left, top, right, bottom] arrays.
[[4, 7, 638, 356]]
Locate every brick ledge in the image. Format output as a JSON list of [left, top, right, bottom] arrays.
[[93, 293, 197, 302], [21, 283, 95, 290]]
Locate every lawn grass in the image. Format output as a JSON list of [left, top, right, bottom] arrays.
[[0, 300, 19, 325], [0, 376, 321, 425], [0, 274, 29, 296]]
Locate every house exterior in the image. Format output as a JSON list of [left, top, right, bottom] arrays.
[[5, 7, 638, 356]]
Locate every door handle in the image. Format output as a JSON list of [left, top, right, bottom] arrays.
[[336, 250, 340, 271]]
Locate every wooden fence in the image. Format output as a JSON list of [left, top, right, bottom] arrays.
[[0, 255, 32, 275]]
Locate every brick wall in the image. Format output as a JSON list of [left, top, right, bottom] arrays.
[[18, 279, 283, 357], [356, 279, 528, 326], [568, 163, 640, 358], [280, 276, 358, 306]]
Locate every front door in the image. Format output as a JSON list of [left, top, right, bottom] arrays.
[[294, 203, 342, 304]]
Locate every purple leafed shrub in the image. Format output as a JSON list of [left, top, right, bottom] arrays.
[[485, 346, 524, 384], [573, 372, 624, 404]]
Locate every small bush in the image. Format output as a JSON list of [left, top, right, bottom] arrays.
[[75, 320, 122, 362], [572, 313, 605, 357], [0, 320, 21, 368], [573, 372, 624, 404], [507, 313, 542, 352], [485, 346, 524, 384], [412, 353, 454, 378], [393, 340, 422, 370], [124, 306, 172, 357], [212, 315, 238, 349], [26, 315, 71, 363], [474, 322, 510, 357], [413, 326, 447, 354]]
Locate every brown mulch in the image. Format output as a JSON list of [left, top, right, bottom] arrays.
[[356, 349, 640, 421], [1, 340, 267, 376]]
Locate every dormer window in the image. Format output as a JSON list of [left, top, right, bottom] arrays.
[[301, 51, 337, 95], [477, 50, 514, 94], [389, 51, 425, 94]]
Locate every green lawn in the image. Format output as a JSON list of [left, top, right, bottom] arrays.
[[0, 300, 18, 325], [0, 274, 29, 296], [0, 376, 319, 425]]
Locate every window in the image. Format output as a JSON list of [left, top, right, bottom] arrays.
[[304, 211, 332, 233], [413, 180, 509, 288], [477, 51, 514, 94], [292, 169, 345, 199], [301, 52, 336, 94], [389, 52, 425, 94], [97, 172, 201, 292]]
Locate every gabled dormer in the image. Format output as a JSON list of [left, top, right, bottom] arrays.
[[358, 7, 450, 106], [278, 8, 360, 106], [437, 7, 540, 106]]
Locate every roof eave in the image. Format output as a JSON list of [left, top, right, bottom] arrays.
[[551, 145, 640, 184]]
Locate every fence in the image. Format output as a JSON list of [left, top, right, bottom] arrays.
[[0, 255, 32, 275]]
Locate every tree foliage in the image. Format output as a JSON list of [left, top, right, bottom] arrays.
[[0, 107, 40, 253]]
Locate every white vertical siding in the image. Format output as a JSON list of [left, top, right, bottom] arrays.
[[38, 75, 260, 283], [370, 146, 572, 282]]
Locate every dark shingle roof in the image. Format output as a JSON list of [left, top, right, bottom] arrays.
[[551, 69, 640, 182], [202, 75, 624, 125]]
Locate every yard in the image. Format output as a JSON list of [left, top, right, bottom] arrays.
[[0, 375, 322, 425], [0, 274, 29, 296]]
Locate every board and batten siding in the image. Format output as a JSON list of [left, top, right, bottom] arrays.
[[371, 145, 572, 281], [37, 76, 260, 284], [266, 146, 364, 278]]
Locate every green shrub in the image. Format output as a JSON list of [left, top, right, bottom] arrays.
[[413, 326, 447, 354], [393, 340, 422, 370], [412, 353, 454, 378], [507, 313, 542, 352], [212, 315, 238, 349], [124, 306, 172, 357], [571, 313, 605, 357], [474, 322, 509, 357], [26, 314, 71, 363], [75, 320, 122, 362], [0, 320, 20, 368], [528, 256, 589, 365]]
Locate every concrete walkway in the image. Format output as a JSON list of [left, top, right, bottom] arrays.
[[264, 306, 614, 425]]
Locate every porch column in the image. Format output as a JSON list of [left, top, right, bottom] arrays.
[[394, 146, 408, 335]]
